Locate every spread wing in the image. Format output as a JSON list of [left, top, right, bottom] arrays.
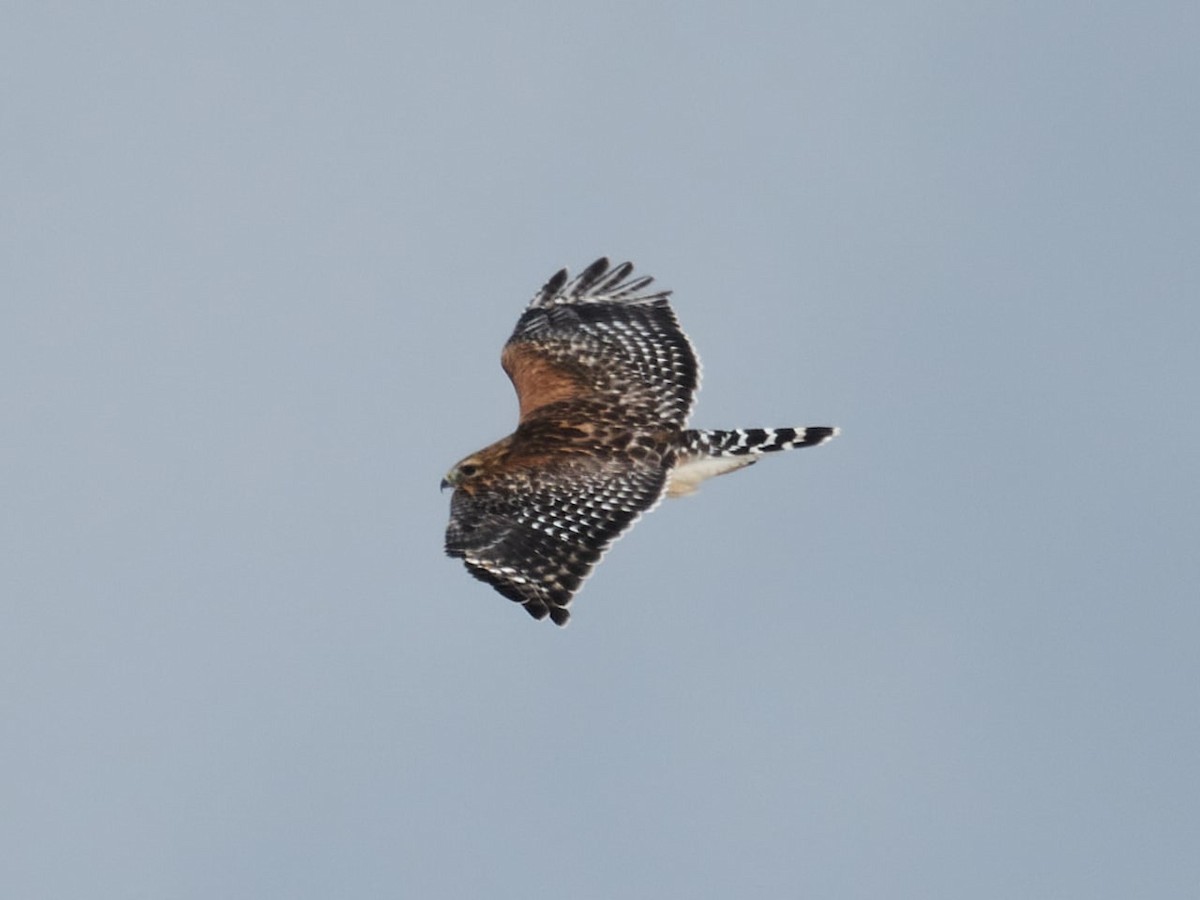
[[444, 456, 667, 626], [500, 258, 700, 426]]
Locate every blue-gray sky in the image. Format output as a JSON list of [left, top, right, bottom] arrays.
[[4, 4, 1197, 898]]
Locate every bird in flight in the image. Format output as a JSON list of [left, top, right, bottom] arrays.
[[443, 258, 838, 625]]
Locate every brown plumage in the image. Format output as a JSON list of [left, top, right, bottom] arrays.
[[443, 258, 838, 626]]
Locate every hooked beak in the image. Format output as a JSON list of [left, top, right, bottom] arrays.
[[440, 477, 451, 492]]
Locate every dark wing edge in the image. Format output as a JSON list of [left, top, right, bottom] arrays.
[[529, 257, 665, 309], [444, 466, 668, 626]]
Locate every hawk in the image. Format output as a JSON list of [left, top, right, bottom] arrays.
[[442, 258, 838, 626]]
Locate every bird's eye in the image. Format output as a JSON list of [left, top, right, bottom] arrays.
[[459, 464, 479, 477]]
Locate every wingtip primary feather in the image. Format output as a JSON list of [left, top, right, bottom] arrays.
[[528, 257, 672, 309], [538, 267, 569, 303], [571, 257, 612, 295]]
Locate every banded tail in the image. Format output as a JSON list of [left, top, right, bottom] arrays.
[[666, 426, 839, 497]]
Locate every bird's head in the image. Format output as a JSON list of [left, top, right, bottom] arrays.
[[440, 456, 484, 492]]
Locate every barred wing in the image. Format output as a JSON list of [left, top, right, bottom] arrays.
[[500, 258, 700, 427], [444, 456, 667, 625]]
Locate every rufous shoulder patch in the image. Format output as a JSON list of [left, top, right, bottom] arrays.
[[501, 343, 584, 421]]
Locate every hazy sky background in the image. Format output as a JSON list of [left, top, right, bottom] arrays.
[[4, 3, 1198, 898]]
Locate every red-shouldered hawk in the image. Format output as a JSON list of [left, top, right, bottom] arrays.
[[443, 258, 838, 626]]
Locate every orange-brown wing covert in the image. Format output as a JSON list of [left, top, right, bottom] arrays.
[[500, 258, 700, 426]]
